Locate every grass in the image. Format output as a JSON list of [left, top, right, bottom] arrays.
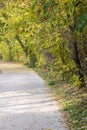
[[34, 68, 87, 130], [62, 85, 87, 130]]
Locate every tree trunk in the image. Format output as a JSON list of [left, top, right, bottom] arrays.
[[9, 46, 12, 61], [5, 39, 13, 61], [15, 35, 29, 59], [70, 5, 86, 88], [72, 40, 86, 88]]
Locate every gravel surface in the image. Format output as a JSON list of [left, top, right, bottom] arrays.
[[0, 62, 69, 130]]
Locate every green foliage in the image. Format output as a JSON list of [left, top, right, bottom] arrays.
[[29, 53, 37, 68], [0, 0, 86, 86], [68, 74, 81, 87], [75, 11, 87, 32], [47, 78, 57, 86], [43, 0, 53, 15], [64, 99, 87, 130]]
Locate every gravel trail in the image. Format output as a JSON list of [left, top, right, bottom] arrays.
[[0, 62, 69, 130]]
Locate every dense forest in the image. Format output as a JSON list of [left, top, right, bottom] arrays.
[[0, 0, 87, 129]]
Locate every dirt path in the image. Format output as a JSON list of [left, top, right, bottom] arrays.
[[0, 62, 69, 130]]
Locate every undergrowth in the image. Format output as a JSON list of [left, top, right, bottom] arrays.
[[34, 68, 87, 130]]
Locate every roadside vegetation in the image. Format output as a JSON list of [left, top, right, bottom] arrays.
[[0, 0, 87, 130], [35, 68, 87, 130]]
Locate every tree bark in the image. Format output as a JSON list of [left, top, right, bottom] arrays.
[[9, 46, 12, 61], [70, 4, 86, 88], [15, 35, 29, 58], [72, 40, 86, 88], [5, 38, 13, 61]]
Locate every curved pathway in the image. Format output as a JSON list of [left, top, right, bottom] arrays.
[[0, 62, 69, 130]]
